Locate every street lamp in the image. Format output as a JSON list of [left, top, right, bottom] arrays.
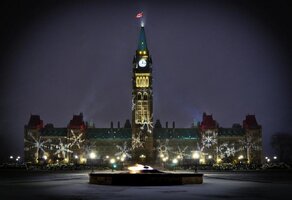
[[110, 158, 116, 172], [207, 155, 213, 165], [192, 151, 200, 173], [172, 158, 178, 171], [9, 156, 14, 163], [273, 156, 277, 160], [162, 157, 168, 169], [140, 154, 146, 163], [89, 152, 96, 172], [74, 155, 78, 165]]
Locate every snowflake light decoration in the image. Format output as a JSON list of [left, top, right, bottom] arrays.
[[132, 132, 144, 149], [239, 135, 261, 151], [196, 141, 205, 152], [140, 115, 153, 134], [82, 142, 97, 157], [24, 132, 51, 160], [53, 138, 73, 158], [202, 130, 218, 148], [217, 143, 236, 158], [66, 130, 85, 149], [174, 146, 189, 159], [115, 141, 132, 158], [156, 139, 170, 158]]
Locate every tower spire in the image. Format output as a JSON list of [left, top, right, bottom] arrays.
[[137, 26, 148, 51]]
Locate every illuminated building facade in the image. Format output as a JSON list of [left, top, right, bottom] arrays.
[[24, 26, 263, 166]]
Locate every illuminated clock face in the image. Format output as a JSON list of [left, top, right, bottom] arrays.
[[138, 58, 147, 67]]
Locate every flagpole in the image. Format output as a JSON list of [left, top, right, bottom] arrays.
[[136, 12, 144, 27]]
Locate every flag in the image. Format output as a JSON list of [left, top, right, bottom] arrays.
[[136, 12, 143, 18]]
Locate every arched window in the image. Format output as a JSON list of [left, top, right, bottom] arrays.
[[136, 77, 140, 87], [146, 77, 149, 87], [142, 77, 146, 87], [137, 92, 142, 100], [143, 92, 148, 100]]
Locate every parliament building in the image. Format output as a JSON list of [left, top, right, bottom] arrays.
[[24, 26, 263, 166]]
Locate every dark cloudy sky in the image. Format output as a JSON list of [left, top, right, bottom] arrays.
[[0, 0, 291, 161]]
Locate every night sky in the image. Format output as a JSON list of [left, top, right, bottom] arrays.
[[0, 0, 291, 161]]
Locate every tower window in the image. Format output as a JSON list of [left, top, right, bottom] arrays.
[[135, 100, 150, 124], [143, 92, 148, 100], [136, 76, 149, 87], [137, 92, 142, 100]]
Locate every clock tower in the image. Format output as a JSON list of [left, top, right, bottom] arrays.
[[132, 25, 154, 163]]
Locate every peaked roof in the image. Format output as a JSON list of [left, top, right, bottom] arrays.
[[137, 26, 148, 51], [200, 113, 218, 131], [243, 115, 261, 129], [27, 115, 43, 129], [68, 113, 86, 129]]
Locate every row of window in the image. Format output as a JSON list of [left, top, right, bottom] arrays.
[[137, 92, 149, 100], [135, 101, 150, 124], [136, 76, 149, 87]]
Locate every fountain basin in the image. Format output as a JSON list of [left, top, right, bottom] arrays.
[[89, 172, 203, 185]]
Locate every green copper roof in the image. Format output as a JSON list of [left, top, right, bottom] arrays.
[[218, 128, 245, 136], [137, 27, 148, 51], [86, 128, 131, 139], [154, 128, 199, 139], [41, 128, 67, 137]]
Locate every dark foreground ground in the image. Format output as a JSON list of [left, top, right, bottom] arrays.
[[0, 169, 292, 200]]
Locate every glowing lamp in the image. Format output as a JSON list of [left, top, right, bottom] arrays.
[[238, 155, 244, 160], [172, 158, 178, 164], [192, 151, 200, 159], [89, 152, 96, 159]]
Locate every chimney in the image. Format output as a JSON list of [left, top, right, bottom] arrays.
[[118, 121, 120, 129], [110, 121, 113, 129], [166, 121, 168, 128], [173, 121, 175, 129]]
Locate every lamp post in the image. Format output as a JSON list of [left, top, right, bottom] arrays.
[[139, 154, 146, 163], [273, 156, 277, 162], [89, 152, 96, 172], [207, 155, 213, 166], [74, 155, 78, 165], [192, 151, 200, 173], [162, 156, 168, 169], [42, 155, 47, 163], [9, 155, 13, 163], [238, 155, 243, 163], [172, 158, 178, 171], [110, 158, 116, 172]]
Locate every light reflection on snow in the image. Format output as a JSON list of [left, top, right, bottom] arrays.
[[128, 164, 153, 174]]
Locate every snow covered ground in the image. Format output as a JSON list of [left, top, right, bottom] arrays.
[[0, 170, 291, 200]]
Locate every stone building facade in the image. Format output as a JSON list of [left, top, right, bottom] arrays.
[[24, 26, 262, 166]]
